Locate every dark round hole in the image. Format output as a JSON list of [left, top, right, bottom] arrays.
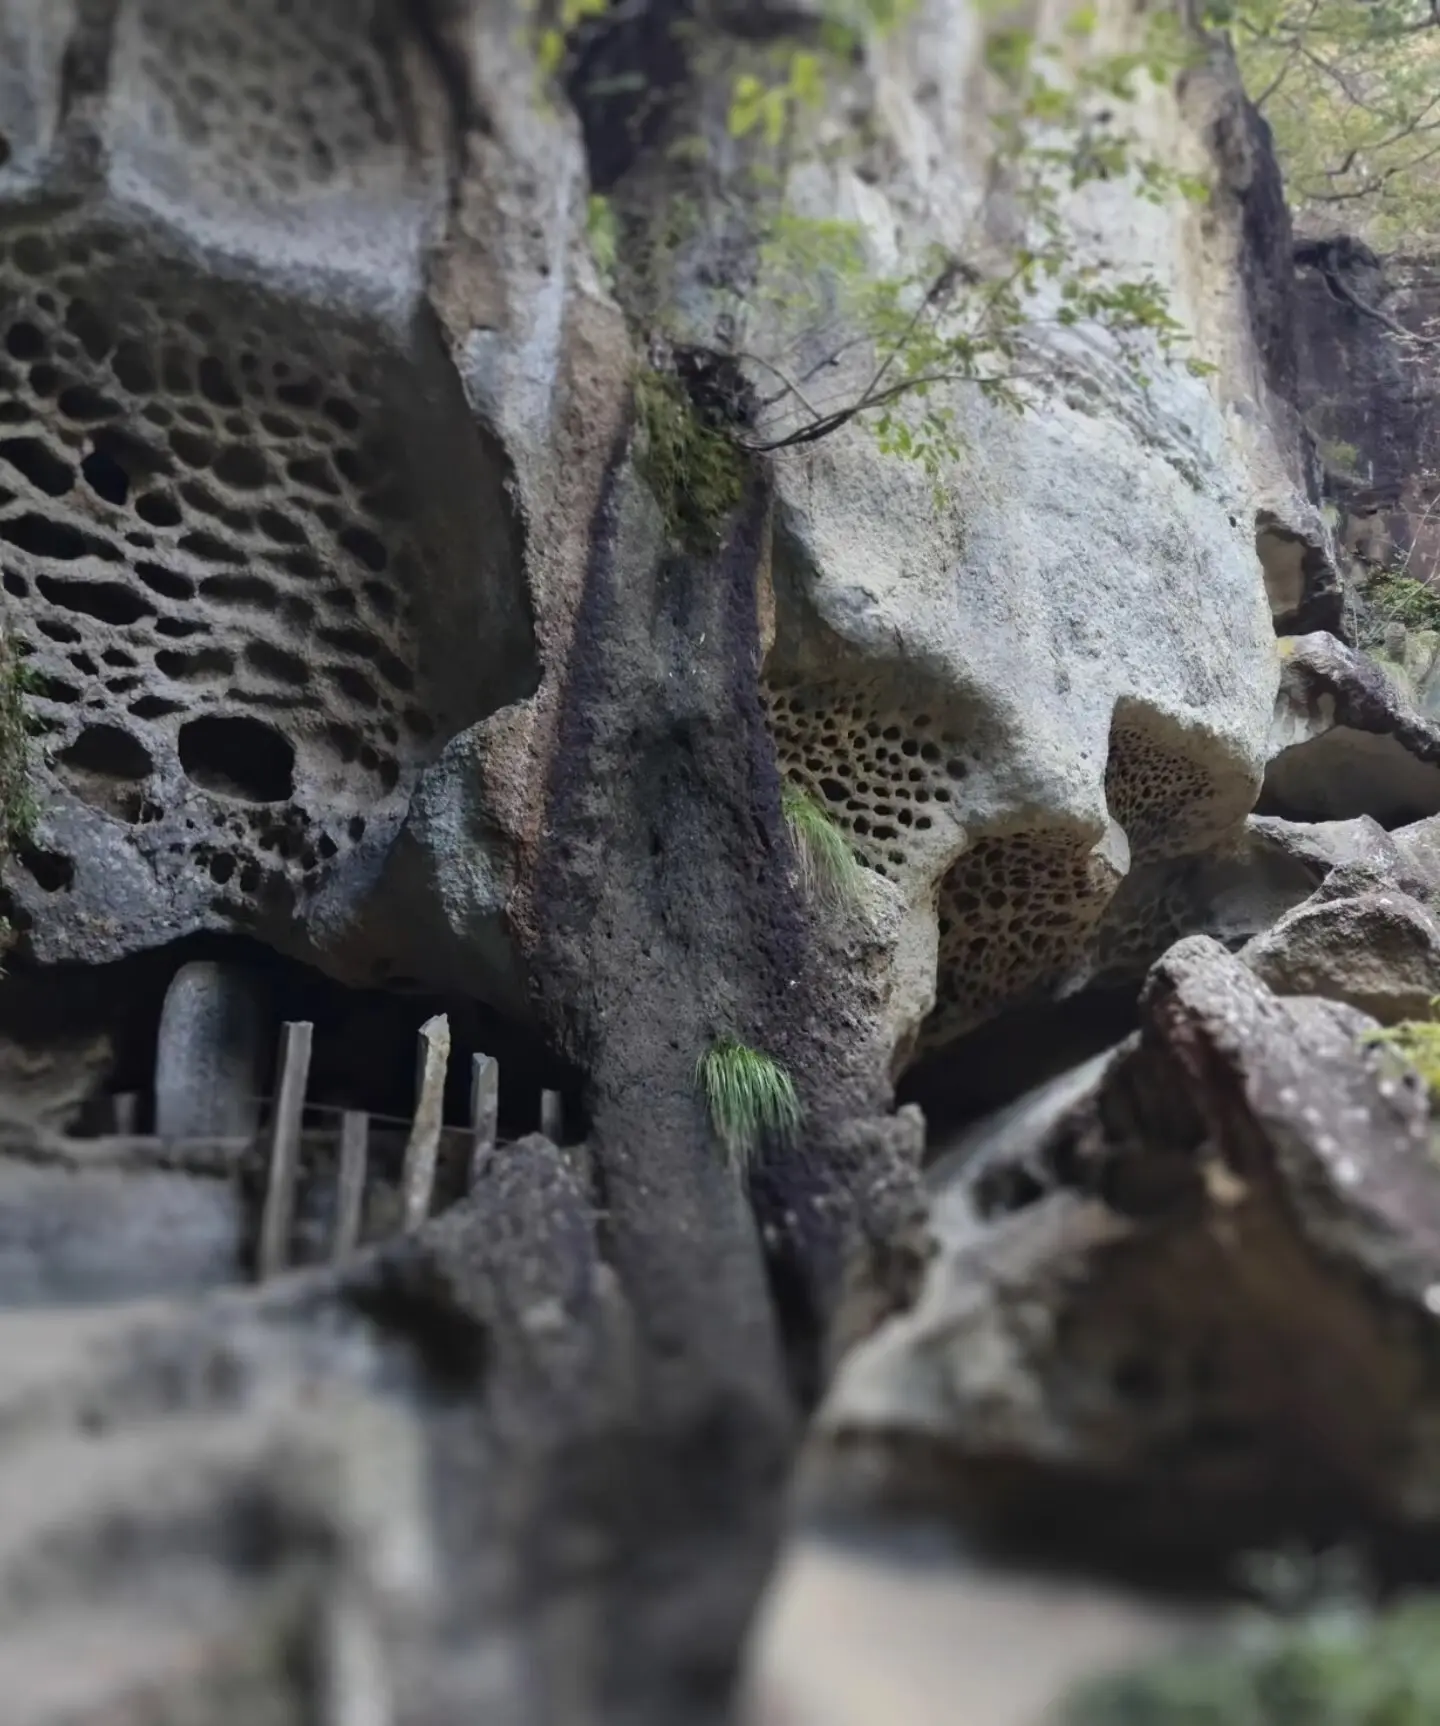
[[178, 714, 295, 803]]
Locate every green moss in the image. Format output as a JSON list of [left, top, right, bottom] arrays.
[[1064, 1596, 1440, 1725], [0, 634, 34, 850], [1362, 1000, 1440, 1093], [0, 634, 35, 966], [1317, 436, 1360, 474], [782, 782, 864, 907], [695, 1035, 802, 1173], [633, 367, 747, 554]]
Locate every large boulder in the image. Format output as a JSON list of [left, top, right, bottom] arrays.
[[0, 0, 574, 1010], [1242, 873, 1440, 1024], [811, 937, 1440, 1562], [755, 20, 1293, 1055], [1263, 632, 1440, 826], [0, 1133, 791, 1726]]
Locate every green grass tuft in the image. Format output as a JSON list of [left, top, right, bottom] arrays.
[[1362, 998, 1440, 1092], [782, 782, 864, 906], [696, 1036, 802, 1173], [633, 367, 746, 555]]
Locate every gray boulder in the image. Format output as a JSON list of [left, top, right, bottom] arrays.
[[812, 938, 1440, 1559], [1242, 877, 1440, 1024], [1264, 632, 1440, 826]]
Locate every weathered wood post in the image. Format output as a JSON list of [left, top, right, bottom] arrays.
[[257, 1020, 313, 1279], [540, 1088, 563, 1144], [331, 1110, 369, 1263], [468, 1052, 498, 1189], [401, 1014, 450, 1231], [111, 1092, 138, 1135]]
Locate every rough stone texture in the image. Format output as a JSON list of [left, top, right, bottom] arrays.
[[1202, 68, 1339, 636], [1076, 810, 1403, 992], [759, 42, 1288, 1048], [0, 1, 1365, 1720], [564, 2, 1309, 1061], [1394, 810, 1440, 892], [0, 0, 537, 989], [1264, 630, 1440, 825], [1242, 881, 1440, 1025], [0, 1160, 244, 1305], [1293, 238, 1440, 591], [810, 938, 1440, 1565], [0, 1135, 798, 1726]]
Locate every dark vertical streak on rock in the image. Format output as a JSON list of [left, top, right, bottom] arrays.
[[528, 433, 796, 1723]]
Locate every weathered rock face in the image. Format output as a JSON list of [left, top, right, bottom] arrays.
[[1294, 237, 1440, 590], [0, 0, 539, 983], [811, 937, 1440, 1565], [0, 2, 1380, 1722], [1263, 630, 1440, 825], [1242, 873, 1440, 1025], [753, 19, 1298, 1052]]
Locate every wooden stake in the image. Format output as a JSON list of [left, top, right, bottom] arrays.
[[112, 1093, 138, 1135], [468, 1053, 499, 1189], [401, 1015, 450, 1231], [257, 1020, 313, 1279], [540, 1088, 563, 1144], [332, 1110, 369, 1263]]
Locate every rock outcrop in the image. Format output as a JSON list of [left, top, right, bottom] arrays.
[[1264, 630, 1440, 824], [813, 936, 1440, 1565], [0, 1, 1403, 1721], [1294, 236, 1440, 591], [1241, 868, 1440, 1024]]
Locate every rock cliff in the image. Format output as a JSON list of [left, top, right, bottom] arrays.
[[0, 2, 1432, 1723]]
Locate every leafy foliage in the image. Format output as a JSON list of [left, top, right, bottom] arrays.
[[1064, 1594, 1440, 1725], [532, 0, 1214, 480], [713, 3, 1211, 476], [534, 0, 608, 80], [782, 782, 864, 906], [632, 366, 747, 552], [696, 1036, 803, 1172], [1215, 0, 1440, 247]]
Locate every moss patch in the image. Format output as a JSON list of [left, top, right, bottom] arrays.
[[1362, 1004, 1440, 1094], [1064, 1596, 1440, 1725], [633, 367, 747, 554], [0, 633, 33, 851]]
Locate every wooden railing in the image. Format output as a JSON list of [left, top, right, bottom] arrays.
[[21, 1012, 562, 1281]]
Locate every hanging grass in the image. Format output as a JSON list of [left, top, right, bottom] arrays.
[[781, 782, 864, 907], [695, 1036, 802, 1173]]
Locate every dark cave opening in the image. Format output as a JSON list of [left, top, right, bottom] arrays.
[[0, 931, 583, 1145], [898, 983, 1143, 1155], [178, 713, 297, 803]]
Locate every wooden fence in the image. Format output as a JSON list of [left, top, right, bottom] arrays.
[[39, 1013, 561, 1282]]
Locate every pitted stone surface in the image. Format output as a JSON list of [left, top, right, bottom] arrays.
[[0, 3, 537, 977]]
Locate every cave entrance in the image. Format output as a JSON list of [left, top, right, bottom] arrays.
[[0, 932, 580, 1145], [898, 983, 1142, 1161]]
